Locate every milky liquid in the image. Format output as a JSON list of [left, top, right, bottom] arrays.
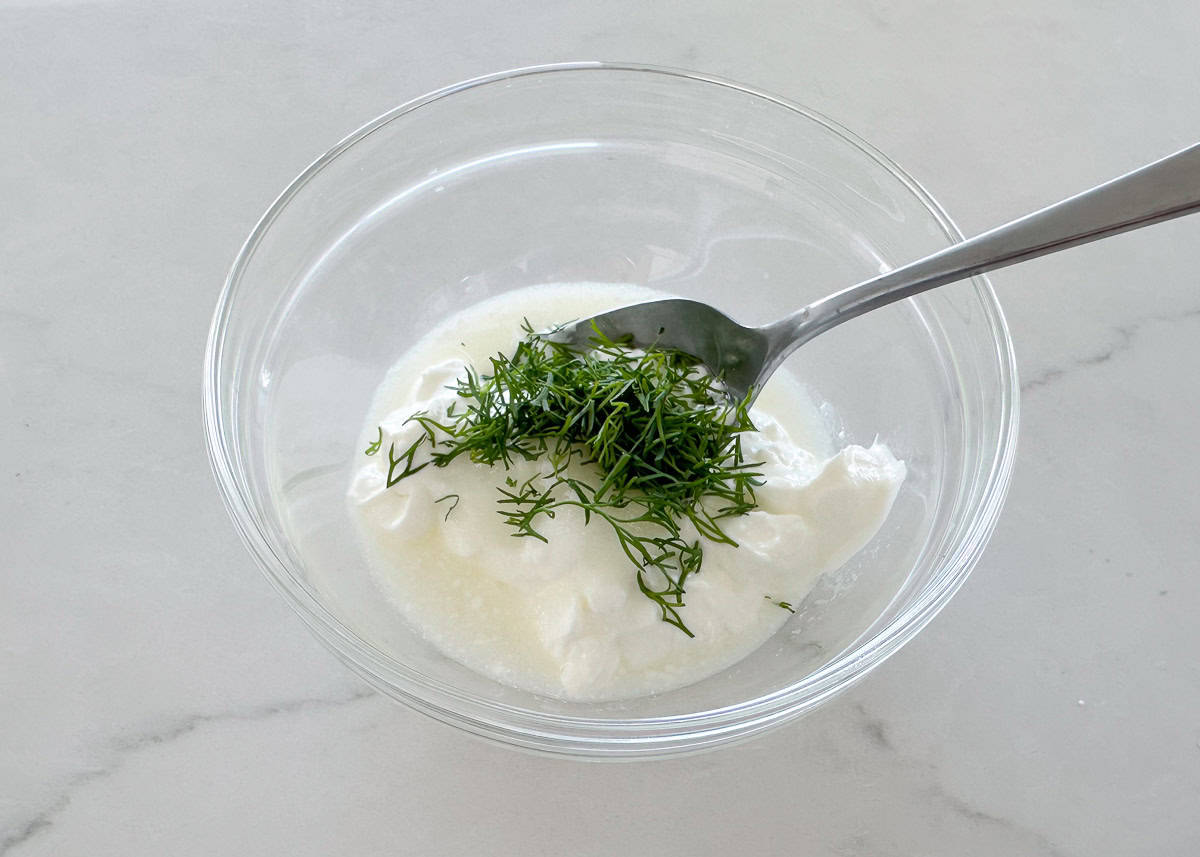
[[349, 283, 905, 701]]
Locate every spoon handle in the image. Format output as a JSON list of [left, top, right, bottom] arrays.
[[770, 142, 1200, 357]]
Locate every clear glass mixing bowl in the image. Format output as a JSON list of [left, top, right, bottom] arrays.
[[204, 63, 1018, 758]]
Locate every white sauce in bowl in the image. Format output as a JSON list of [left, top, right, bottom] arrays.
[[349, 283, 905, 701]]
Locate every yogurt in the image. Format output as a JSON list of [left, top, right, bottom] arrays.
[[349, 283, 906, 701]]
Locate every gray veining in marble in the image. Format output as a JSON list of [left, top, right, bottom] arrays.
[[3, 1, 1199, 854]]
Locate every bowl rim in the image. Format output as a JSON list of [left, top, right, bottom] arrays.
[[203, 61, 1019, 757]]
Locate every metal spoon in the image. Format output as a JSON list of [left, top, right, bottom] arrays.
[[547, 142, 1200, 401]]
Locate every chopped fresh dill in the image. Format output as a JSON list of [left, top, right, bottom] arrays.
[[765, 596, 796, 613], [365, 426, 383, 456], [373, 320, 765, 637], [434, 493, 461, 521]]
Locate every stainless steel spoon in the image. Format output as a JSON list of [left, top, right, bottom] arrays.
[[547, 142, 1200, 401]]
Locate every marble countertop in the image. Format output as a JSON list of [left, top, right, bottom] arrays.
[[4, 1, 1199, 854]]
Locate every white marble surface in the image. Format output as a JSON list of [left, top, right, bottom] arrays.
[[3, 1, 1199, 854]]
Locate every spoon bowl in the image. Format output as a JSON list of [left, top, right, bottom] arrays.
[[547, 298, 772, 400]]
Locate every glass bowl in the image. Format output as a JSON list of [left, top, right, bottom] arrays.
[[203, 62, 1018, 758]]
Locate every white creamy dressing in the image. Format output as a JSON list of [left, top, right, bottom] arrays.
[[349, 283, 905, 701]]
